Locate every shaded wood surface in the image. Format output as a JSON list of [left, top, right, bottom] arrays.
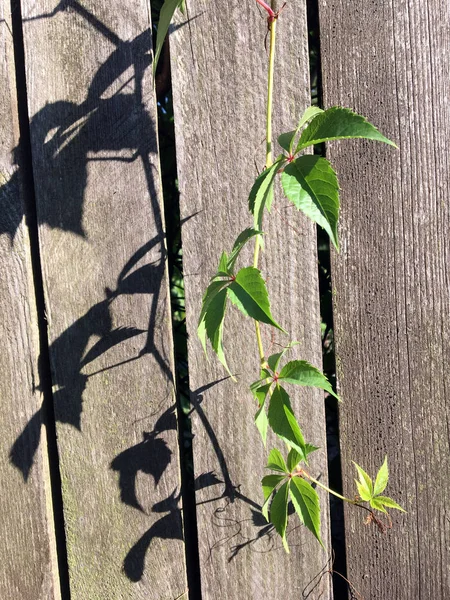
[[171, 1, 332, 597], [0, 2, 59, 597], [319, 0, 450, 597], [21, 1, 187, 597]]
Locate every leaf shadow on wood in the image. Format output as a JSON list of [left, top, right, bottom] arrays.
[[118, 379, 301, 583], [8, 1, 187, 478]]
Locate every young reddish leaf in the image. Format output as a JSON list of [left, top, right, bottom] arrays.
[[227, 267, 286, 332], [373, 456, 389, 496], [278, 360, 339, 400], [297, 106, 397, 151], [266, 448, 288, 473], [282, 155, 340, 250], [290, 476, 323, 546], [270, 481, 291, 552], [268, 385, 306, 457]]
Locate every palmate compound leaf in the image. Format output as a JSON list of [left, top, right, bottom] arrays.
[[270, 480, 290, 552], [296, 106, 397, 152], [248, 157, 285, 231], [278, 106, 325, 154], [268, 385, 306, 458], [290, 476, 323, 546], [278, 359, 339, 400], [227, 267, 286, 332], [153, 0, 184, 78], [282, 155, 340, 250]]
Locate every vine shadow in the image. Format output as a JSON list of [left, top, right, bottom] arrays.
[[6, 0, 172, 478]]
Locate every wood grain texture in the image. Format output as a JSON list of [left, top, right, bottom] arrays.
[[0, 2, 60, 597], [319, 0, 450, 597], [170, 1, 332, 597], [21, 1, 187, 597]]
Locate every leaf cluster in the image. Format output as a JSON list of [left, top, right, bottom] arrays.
[[197, 229, 284, 376], [249, 106, 395, 250], [353, 457, 405, 514], [261, 448, 322, 552]]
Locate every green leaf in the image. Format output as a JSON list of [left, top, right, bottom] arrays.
[[373, 456, 389, 496], [248, 157, 285, 231], [304, 443, 320, 457], [251, 382, 271, 406], [266, 448, 288, 473], [267, 341, 301, 373], [287, 448, 302, 472], [278, 130, 296, 153], [218, 251, 229, 275], [353, 462, 374, 500], [278, 107, 324, 154], [227, 228, 261, 273], [198, 280, 229, 326], [369, 497, 387, 513], [268, 385, 306, 457], [296, 106, 325, 131], [261, 473, 285, 523], [282, 155, 340, 250], [262, 474, 285, 501], [267, 352, 284, 373], [270, 481, 290, 552], [153, 0, 181, 78], [355, 480, 372, 502], [255, 403, 269, 444], [227, 267, 286, 332], [202, 288, 232, 376], [297, 106, 397, 151], [253, 382, 271, 444], [290, 476, 323, 546], [375, 496, 406, 512], [278, 359, 339, 400]]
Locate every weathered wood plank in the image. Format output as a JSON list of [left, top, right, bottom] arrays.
[[20, 1, 187, 597], [0, 2, 60, 598], [319, 0, 450, 597], [170, 1, 332, 597]]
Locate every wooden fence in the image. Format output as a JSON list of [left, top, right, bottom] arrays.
[[0, 0, 448, 598]]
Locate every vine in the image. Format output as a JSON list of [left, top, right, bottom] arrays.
[[156, 0, 405, 552]]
